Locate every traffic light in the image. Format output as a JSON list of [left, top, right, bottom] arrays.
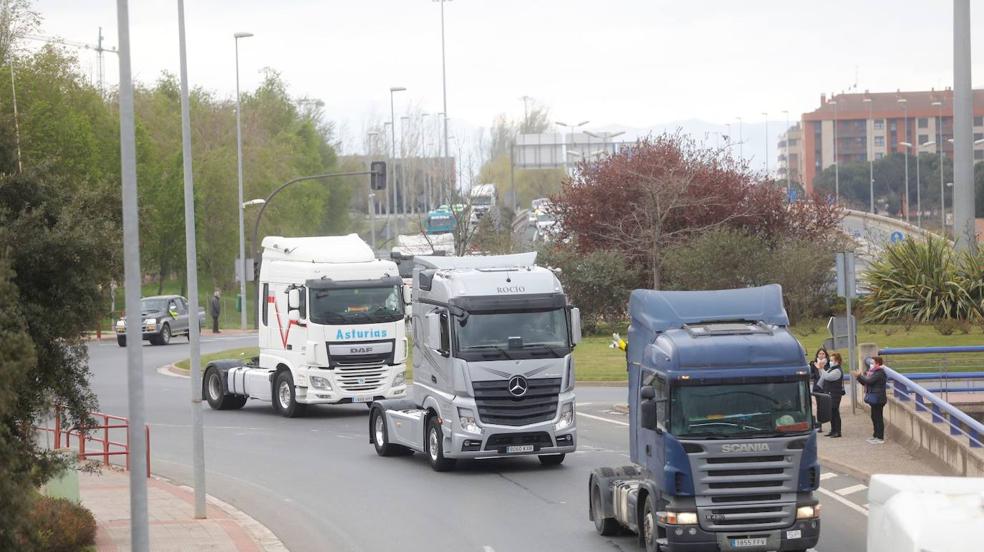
[[370, 161, 387, 190]]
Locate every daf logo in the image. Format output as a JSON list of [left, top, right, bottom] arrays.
[[720, 443, 771, 454], [507, 375, 529, 397], [357, 377, 367, 385], [349, 347, 372, 354]]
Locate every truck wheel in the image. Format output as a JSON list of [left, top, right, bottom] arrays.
[[117, 336, 126, 347], [642, 495, 661, 552], [370, 408, 408, 456], [538, 454, 565, 466], [591, 483, 619, 536], [204, 368, 246, 410], [275, 371, 306, 418], [426, 416, 456, 472]]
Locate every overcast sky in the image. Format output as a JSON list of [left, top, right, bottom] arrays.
[[31, 0, 984, 160]]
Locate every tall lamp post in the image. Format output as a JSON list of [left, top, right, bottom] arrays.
[[434, 0, 452, 209], [556, 120, 590, 175], [233, 31, 253, 331], [900, 140, 935, 227], [585, 130, 625, 156], [367, 130, 379, 250], [388, 86, 406, 240], [830, 99, 839, 202], [863, 96, 874, 212], [898, 97, 910, 223], [932, 99, 945, 232]]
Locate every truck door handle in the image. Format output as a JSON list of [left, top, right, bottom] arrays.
[[431, 375, 437, 383], [646, 444, 651, 457]]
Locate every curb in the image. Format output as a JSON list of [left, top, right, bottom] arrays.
[[158, 363, 190, 379], [156, 473, 290, 552]]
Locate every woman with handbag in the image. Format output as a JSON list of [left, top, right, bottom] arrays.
[[817, 352, 845, 437], [853, 356, 888, 444]]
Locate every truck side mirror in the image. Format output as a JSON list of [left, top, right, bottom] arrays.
[[640, 385, 658, 430], [287, 288, 300, 311], [288, 310, 301, 324], [425, 312, 442, 352], [402, 284, 412, 307], [813, 392, 832, 425], [370, 161, 387, 190], [570, 307, 582, 345]]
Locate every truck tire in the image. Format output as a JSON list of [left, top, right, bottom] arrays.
[[538, 454, 565, 466], [275, 371, 306, 418], [591, 482, 619, 536], [117, 336, 126, 347], [426, 416, 456, 472], [370, 408, 411, 456], [642, 494, 661, 552], [151, 323, 171, 346], [204, 368, 246, 410]]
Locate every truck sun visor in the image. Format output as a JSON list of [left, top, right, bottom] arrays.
[[451, 293, 566, 312], [306, 276, 403, 290]]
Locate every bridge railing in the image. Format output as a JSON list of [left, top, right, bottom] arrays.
[[872, 346, 984, 450], [880, 345, 984, 402]]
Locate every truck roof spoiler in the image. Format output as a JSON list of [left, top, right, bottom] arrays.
[[414, 252, 537, 270], [630, 285, 789, 332]]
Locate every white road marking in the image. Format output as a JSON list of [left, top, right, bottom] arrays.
[[818, 487, 869, 516], [576, 402, 594, 406], [835, 483, 868, 496], [576, 412, 630, 427], [819, 472, 837, 481]]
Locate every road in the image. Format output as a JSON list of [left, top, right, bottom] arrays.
[[87, 336, 869, 552]]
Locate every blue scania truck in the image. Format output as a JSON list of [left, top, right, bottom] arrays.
[[588, 285, 831, 552]]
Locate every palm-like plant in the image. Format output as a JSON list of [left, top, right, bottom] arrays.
[[863, 237, 979, 323]]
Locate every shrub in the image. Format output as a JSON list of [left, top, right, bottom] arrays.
[[863, 237, 982, 323], [933, 319, 959, 336], [28, 496, 96, 552]]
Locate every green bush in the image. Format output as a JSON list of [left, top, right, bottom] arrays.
[[28, 496, 96, 552], [933, 319, 959, 336], [863, 238, 983, 323]]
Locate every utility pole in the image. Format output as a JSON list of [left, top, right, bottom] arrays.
[[437, 0, 451, 203], [176, 0, 206, 519], [952, 0, 976, 250], [115, 1, 149, 549]]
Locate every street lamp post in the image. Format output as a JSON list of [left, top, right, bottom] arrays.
[[781, 110, 791, 200], [863, 97, 874, 213], [233, 31, 253, 331], [932, 100, 944, 232], [585, 130, 625, 156], [898, 97, 910, 223], [830, 99, 839, 202], [761, 112, 769, 177], [434, 0, 452, 209], [400, 115, 410, 215], [901, 140, 935, 228], [556, 120, 589, 175], [367, 130, 379, 250], [388, 86, 406, 239]]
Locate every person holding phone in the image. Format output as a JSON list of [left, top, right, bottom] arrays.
[[817, 352, 845, 438], [854, 356, 888, 444], [808, 347, 829, 431]]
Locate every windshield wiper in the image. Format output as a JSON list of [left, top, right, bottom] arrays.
[[525, 343, 566, 358], [467, 344, 515, 360], [689, 421, 765, 432]]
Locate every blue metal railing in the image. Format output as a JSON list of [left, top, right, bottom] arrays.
[[866, 345, 984, 449], [879, 346, 984, 402]]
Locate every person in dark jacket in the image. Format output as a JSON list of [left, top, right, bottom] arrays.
[[817, 352, 846, 438], [854, 356, 888, 444], [808, 347, 829, 431], [210, 289, 221, 334]]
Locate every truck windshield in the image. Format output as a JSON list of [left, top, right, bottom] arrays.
[[454, 308, 570, 360], [309, 286, 403, 325], [471, 197, 492, 206], [671, 381, 812, 438]]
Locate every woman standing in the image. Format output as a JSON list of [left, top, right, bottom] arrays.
[[817, 352, 845, 438], [808, 348, 829, 431], [854, 356, 888, 444]]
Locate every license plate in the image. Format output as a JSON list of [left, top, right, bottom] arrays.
[[506, 445, 534, 454], [786, 530, 801, 540], [353, 394, 374, 403], [731, 538, 767, 548]]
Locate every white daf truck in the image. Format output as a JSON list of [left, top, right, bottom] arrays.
[[203, 234, 409, 417], [368, 252, 580, 471]]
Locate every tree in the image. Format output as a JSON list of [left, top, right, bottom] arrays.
[[554, 133, 842, 289]]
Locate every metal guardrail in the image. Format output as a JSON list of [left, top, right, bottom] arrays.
[[36, 408, 151, 476], [879, 346, 984, 402]]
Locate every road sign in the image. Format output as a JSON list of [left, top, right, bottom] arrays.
[[235, 258, 255, 282], [825, 315, 856, 350], [890, 231, 905, 243], [835, 251, 856, 299]]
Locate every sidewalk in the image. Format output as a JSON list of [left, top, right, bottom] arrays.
[[80, 468, 287, 552], [815, 405, 949, 482]]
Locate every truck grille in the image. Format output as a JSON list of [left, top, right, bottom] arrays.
[[484, 432, 553, 451], [686, 442, 801, 532], [472, 377, 560, 426], [334, 364, 387, 392]]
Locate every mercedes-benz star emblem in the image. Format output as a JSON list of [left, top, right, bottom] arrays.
[[507, 375, 529, 398]]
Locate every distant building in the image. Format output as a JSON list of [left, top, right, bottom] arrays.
[[799, 88, 984, 194], [777, 123, 803, 186]]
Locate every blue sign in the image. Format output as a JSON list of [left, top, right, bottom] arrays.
[[890, 231, 905, 243], [787, 188, 797, 202]]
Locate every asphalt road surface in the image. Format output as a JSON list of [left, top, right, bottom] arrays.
[[87, 336, 869, 552]]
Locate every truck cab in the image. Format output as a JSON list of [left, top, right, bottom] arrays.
[[589, 285, 831, 552], [369, 252, 580, 471], [203, 234, 410, 417], [468, 184, 497, 226]]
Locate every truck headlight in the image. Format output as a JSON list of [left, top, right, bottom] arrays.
[[658, 511, 698, 525], [457, 407, 480, 433], [144, 318, 157, 331], [796, 504, 821, 520], [310, 376, 332, 391], [393, 371, 406, 387], [556, 402, 575, 430]]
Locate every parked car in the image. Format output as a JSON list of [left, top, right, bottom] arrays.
[[116, 295, 205, 347]]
